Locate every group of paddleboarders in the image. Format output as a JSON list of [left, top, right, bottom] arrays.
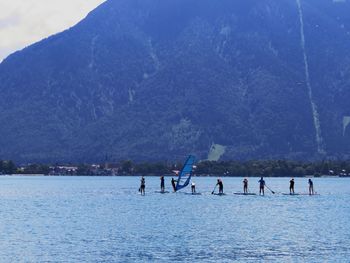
[[288, 178, 314, 195], [139, 176, 316, 195], [140, 176, 196, 194], [242, 177, 314, 195], [212, 177, 267, 195]]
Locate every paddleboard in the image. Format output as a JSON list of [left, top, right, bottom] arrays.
[[212, 193, 227, 196], [154, 191, 170, 194], [234, 192, 257, 196], [282, 193, 319, 196], [185, 192, 202, 195]]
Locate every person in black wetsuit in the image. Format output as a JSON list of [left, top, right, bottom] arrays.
[[160, 176, 165, 192], [258, 177, 265, 196], [243, 178, 248, 194], [308, 179, 314, 195], [216, 179, 224, 194], [171, 177, 177, 192], [140, 176, 145, 196], [289, 178, 295, 195]]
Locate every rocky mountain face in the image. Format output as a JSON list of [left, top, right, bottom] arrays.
[[0, 0, 350, 163]]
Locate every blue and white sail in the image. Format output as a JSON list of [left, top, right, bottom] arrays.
[[175, 155, 195, 192]]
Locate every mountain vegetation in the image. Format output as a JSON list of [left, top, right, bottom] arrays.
[[1, 159, 350, 177], [0, 0, 350, 162]]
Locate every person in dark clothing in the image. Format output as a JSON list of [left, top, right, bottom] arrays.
[[171, 177, 177, 192], [216, 179, 224, 194], [289, 178, 295, 194], [160, 176, 165, 192], [140, 176, 145, 196], [258, 177, 265, 196], [191, 182, 196, 193], [243, 178, 248, 194], [308, 179, 314, 195]]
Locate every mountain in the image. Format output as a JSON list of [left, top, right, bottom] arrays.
[[1, 0, 350, 163]]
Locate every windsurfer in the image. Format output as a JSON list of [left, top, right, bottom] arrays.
[[171, 177, 177, 192]]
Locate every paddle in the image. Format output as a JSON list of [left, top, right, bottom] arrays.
[[211, 185, 217, 195], [265, 185, 275, 194]]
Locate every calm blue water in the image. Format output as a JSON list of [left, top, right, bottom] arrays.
[[0, 176, 349, 262]]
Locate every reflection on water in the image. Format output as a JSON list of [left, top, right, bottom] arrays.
[[0, 176, 348, 262]]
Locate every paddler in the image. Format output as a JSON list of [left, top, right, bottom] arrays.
[[289, 178, 295, 195], [160, 176, 165, 192], [216, 179, 224, 194], [308, 178, 314, 195], [243, 178, 248, 194], [258, 177, 265, 196], [140, 176, 146, 196], [191, 182, 196, 193]]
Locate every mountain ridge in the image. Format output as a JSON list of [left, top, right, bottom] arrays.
[[1, 0, 350, 163]]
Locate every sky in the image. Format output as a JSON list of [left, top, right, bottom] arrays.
[[0, 0, 106, 62]]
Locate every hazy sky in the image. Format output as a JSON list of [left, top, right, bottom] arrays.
[[0, 0, 106, 62]]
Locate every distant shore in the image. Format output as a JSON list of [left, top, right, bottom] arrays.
[[1, 174, 349, 178], [1, 159, 350, 177]]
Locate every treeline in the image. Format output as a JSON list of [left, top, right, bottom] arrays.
[[0, 160, 16, 174], [1, 159, 350, 177], [0, 161, 49, 175], [118, 160, 350, 177], [195, 160, 349, 177]]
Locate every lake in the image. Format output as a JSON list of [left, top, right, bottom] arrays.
[[0, 176, 349, 262]]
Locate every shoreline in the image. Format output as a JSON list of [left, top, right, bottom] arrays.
[[0, 174, 348, 178]]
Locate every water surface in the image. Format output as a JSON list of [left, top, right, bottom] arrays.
[[0, 176, 349, 262]]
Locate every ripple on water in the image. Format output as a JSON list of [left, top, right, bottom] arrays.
[[0, 176, 348, 262]]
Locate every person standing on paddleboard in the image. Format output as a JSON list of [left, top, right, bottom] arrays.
[[140, 176, 146, 196], [160, 176, 165, 192], [171, 177, 176, 192], [216, 179, 224, 194], [243, 178, 248, 194], [289, 178, 295, 195], [191, 182, 196, 194], [258, 177, 265, 196], [308, 179, 314, 195]]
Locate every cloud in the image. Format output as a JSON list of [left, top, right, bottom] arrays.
[[0, 0, 105, 62], [0, 14, 20, 29]]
